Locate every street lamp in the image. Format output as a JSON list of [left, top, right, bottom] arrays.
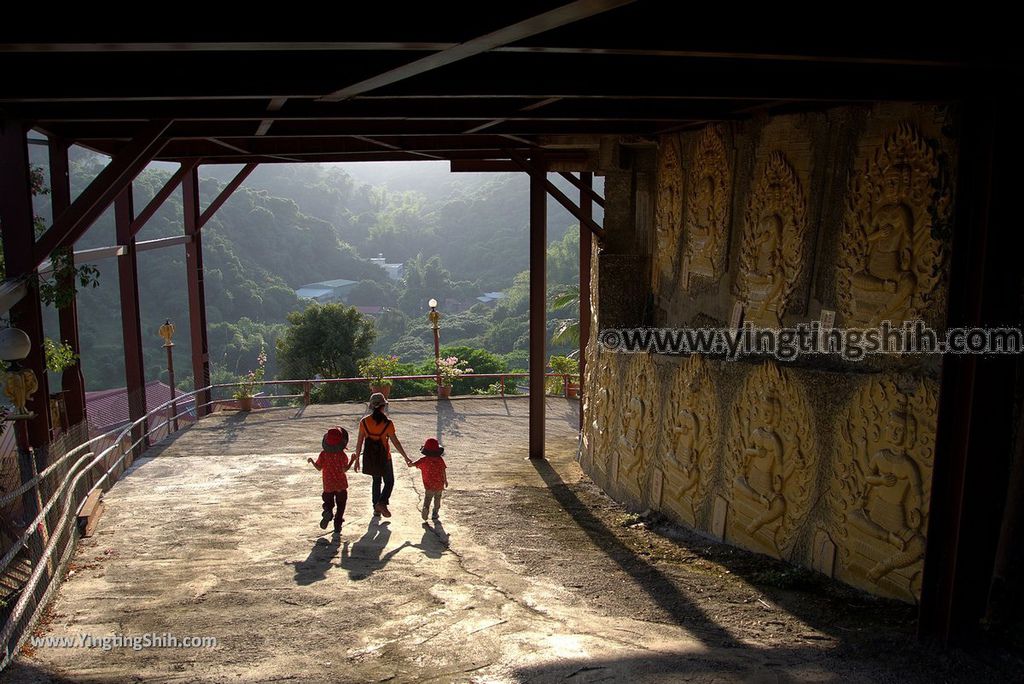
[[428, 298, 441, 395], [158, 319, 178, 432]]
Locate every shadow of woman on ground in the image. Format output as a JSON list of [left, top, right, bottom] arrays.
[[340, 517, 410, 580]]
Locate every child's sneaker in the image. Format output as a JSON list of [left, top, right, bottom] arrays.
[[421, 510, 429, 521], [431, 513, 440, 521], [372, 504, 382, 517], [379, 504, 392, 518], [320, 512, 331, 529]]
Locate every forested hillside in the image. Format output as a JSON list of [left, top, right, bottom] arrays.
[[35, 151, 598, 393]]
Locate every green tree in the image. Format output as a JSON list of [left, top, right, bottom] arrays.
[[276, 303, 375, 402]]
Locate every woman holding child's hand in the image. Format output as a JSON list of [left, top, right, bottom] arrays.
[[353, 393, 408, 518]]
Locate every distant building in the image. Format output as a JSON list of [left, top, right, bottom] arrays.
[[295, 279, 359, 303], [476, 291, 506, 306], [369, 253, 404, 281]]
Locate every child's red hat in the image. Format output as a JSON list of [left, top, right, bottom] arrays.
[[323, 427, 348, 452], [420, 437, 444, 456]]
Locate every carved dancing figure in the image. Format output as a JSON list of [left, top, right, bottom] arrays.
[[735, 397, 793, 535], [850, 408, 926, 581]]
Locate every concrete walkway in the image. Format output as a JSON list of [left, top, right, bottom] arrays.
[[5, 398, 1016, 683]]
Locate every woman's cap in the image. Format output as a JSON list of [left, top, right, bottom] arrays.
[[368, 392, 389, 409], [420, 437, 444, 456], [322, 427, 348, 452]]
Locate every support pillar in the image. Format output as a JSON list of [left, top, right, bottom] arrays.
[[919, 95, 1022, 644], [182, 167, 212, 416], [0, 121, 52, 454], [49, 137, 87, 430], [529, 169, 547, 459], [115, 187, 148, 453], [578, 172, 593, 430]]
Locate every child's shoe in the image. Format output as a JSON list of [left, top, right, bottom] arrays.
[[431, 512, 440, 521], [372, 504, 382, 517], [320, 512, 331, 529], [334, 518, 344, 533], [379, 504, 392, 518], [421, 509, 429, 521]]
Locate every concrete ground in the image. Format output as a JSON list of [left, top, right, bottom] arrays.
[[5, 398, 1021, 683]]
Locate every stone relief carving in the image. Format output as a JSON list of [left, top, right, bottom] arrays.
[[661, 355, 719, 526], [837, 123, 950, 327], [735, 151, 808, 327], [654, 135, 684, 293], [682, 125, 731, 288], [618, 354, 658, 498], [829, 374, 937, 602], [725, 362, 816, 559], [590, 350, 621, 476]]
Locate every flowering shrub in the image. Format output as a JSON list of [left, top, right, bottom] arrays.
[[358, 354, 401, 387], [233, 348, 267, 399], [436, 356, 473, 388]]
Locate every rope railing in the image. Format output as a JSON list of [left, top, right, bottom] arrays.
[[0, 371, 581, 667]]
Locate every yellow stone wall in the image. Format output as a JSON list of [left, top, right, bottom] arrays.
[[582, 103, 956, 603]]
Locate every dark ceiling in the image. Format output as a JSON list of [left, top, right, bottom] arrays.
[[1, 1, 1017, 165]]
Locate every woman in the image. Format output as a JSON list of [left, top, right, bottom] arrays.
[[353, 392, 409, 518]]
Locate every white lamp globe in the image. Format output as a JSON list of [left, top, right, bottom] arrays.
[[428, 298, 438, 309], [0, 327, 32, 361]]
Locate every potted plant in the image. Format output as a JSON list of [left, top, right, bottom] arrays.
[[233, 348, 266, 411], [436, 356, 473, 399], [358, 354, 400, 398], [547, 355, 580, 398]]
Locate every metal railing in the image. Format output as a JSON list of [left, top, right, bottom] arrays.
[[0, 371, 580, 667], [207, 371, 581, 406]]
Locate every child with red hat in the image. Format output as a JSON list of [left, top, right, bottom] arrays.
[[308, 427, 351, 533], [403, 438, 448, 522]]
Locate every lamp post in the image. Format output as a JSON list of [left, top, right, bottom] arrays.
[[428, 298, 441, 396], [158, 319, 178, 432]]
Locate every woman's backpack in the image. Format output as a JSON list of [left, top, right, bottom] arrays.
[[360, 417, 391, 476]]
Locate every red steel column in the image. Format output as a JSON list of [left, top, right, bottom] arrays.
[[578, 172, 593, 430], [0, 121, 52, 452], [182, 167, 212, 416], [115, 187, 148, 451], [529, 168, 547, 459], [49, 137, 87, 430]]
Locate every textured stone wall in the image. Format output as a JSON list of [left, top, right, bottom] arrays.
[[582, 103, 958, 603]]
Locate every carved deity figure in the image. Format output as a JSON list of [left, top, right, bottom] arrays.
[[662, 355, 719, 526], [683, 126, 731, 287], [830, 374, 937, 602], [725, 362, 815, 559], [688, 176, 717, 276], [734, 397, 794, 535], [2, 367, 38, 416], [848, 197, 917, 323], [838, 123, 949, 327], [850, 408, 927, 582], [619, 356, 658, 497], [654, 135, 684, 290], [591, 353, 619, 471], [736, 152, 808, 328]]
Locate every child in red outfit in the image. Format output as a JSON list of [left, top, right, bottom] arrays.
[[308, 427, 351, 533], [403, 438, 448, 522]]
